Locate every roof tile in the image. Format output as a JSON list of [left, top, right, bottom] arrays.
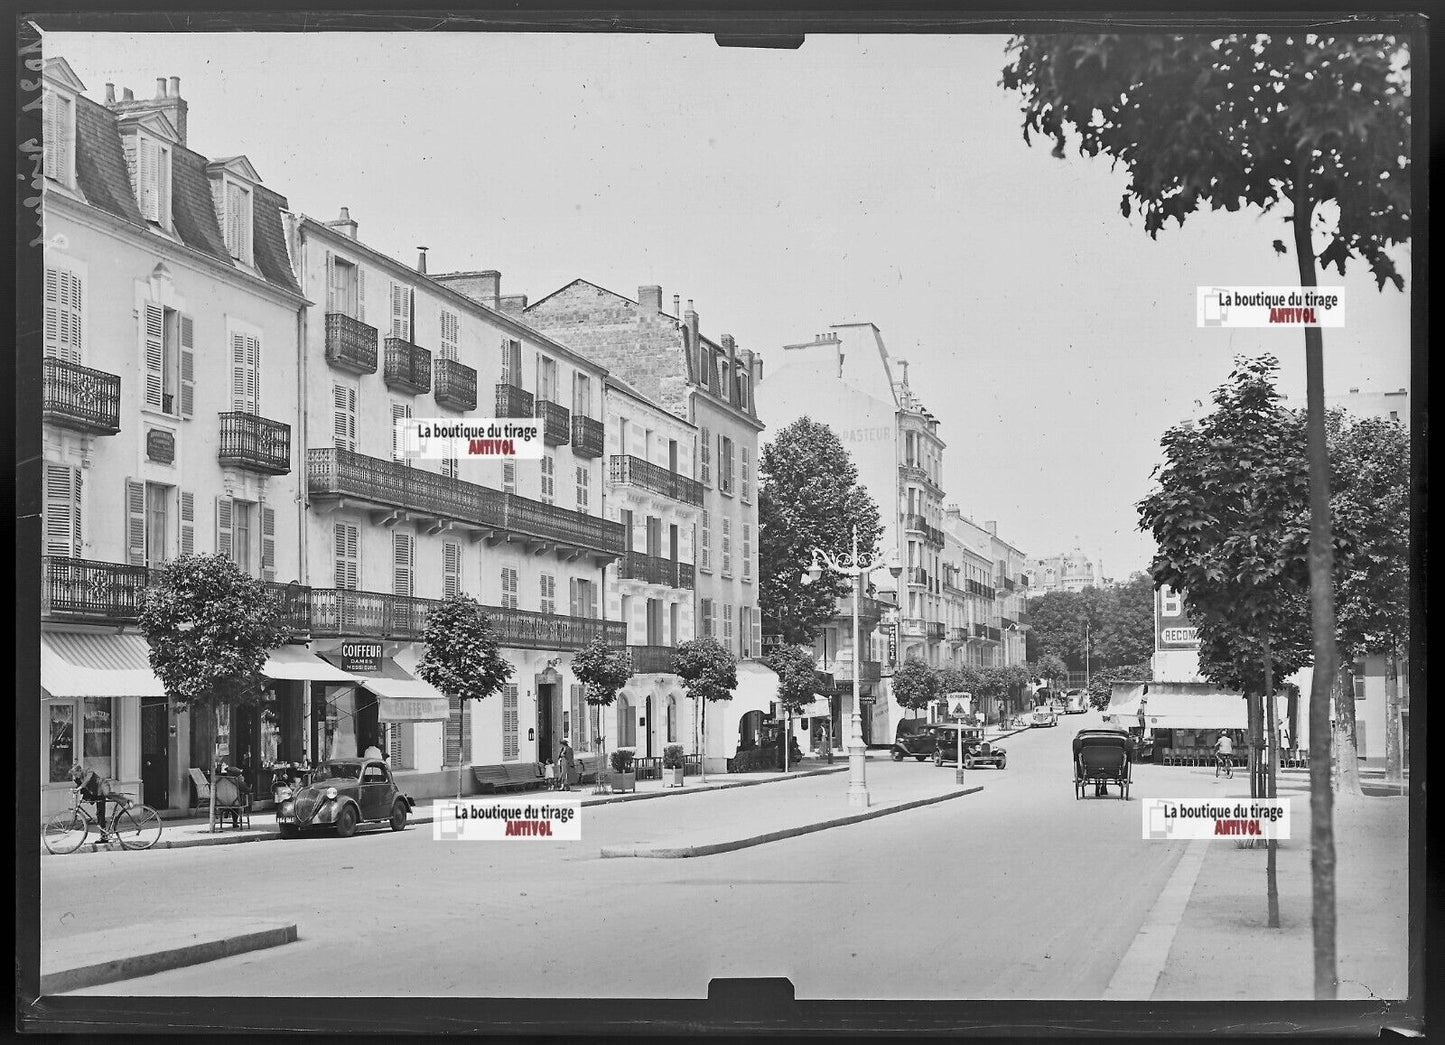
[[170, 145, 228, 262], [253, 185, 299, 294], [72, 96, 142, 225]]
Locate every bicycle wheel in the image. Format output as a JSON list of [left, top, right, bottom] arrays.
[[43, 809, 90, 854], [112, 805, 163, 850]]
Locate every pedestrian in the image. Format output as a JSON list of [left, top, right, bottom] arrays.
[[69, 762, 115, 841], [218, 761, 253, 828], [555, 737, 575, 792]]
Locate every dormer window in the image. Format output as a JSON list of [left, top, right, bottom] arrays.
[[223, 181, 253, 264], [43, 90, 76, 188], [134, 132, 172, 227], [207, 157, 262, 270]]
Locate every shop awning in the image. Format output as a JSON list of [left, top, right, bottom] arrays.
[[798, 697, 833, 718], [40, 632, 167, 699], [262, 645, 356, 682], [1141, 689, 1249, 730], [1101, 681, 1147, 724], [318, 652, 450, 722]]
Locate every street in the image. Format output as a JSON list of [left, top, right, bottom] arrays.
[[42, 714, 1238, 999]]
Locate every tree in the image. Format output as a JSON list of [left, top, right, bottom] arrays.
[[1004, 33, 1411, 999], [1138, 355, 1313, 931], [139, 554, 286, 828], [764, 643, 817, 771], [1087, 662, 1153, 712], [416, 594, 514, 797], [1092, 573, 1158, 668], [673, 636, 738, 783], [1033, 653, 1068, 691], [971, 667, 1011, 724], [572, 638, 634, 786], [758, 418, 883, 645], [1024, 589, 1087, 668], [892, 658, 941, 725]]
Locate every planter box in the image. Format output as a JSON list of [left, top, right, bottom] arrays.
[[609, 771, 636, 794], [663, 766, 685, 788]]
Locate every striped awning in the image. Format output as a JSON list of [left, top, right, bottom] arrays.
[[40, 632, 167, 699]]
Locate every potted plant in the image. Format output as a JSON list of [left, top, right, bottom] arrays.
[[662, 744, 685, 788], [609, 749, 636, 793]]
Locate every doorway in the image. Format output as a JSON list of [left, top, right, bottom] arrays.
[[537, 683, 558, 763], [645, 696, 654, 757], [141, 697, 169, 809]]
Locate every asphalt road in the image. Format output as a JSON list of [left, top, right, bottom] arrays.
[[43, 712, 1202, 999]]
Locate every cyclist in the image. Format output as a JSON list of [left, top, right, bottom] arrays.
[[69, 762, 121, 841], [1213, 732, 1235, 776]]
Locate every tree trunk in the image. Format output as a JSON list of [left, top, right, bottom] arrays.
[[208, 702, 220, 831], [1293, 182, 1338, 1000], [1264, 634, 1280, 930], [1245, 682, 1262, 799], [1384, 642, 1403, 791], [1335, 665, 1365, 797], [699, 696, 707, 784]]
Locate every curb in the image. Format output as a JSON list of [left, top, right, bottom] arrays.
[[579, 762, 850, 806], [599, 784, 985, 859], [40, 921, 297, 995]]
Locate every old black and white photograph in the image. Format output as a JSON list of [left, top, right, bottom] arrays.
[[18, 11, 1423, 1036]]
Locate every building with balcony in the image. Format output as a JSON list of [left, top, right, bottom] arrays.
[[523, 281, 774, 772], [37, 60, 310, 817], [289, 229, 619, 795], [1024, 546, 1100, 594]]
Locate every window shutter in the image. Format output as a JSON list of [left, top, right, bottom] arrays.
[[125, 479, 146, 565], [393, 531, 413, 597], [590, 582, 599, 620], [569, 576, 581, 617], [178, 315, 195, 418], [325, 251, 336, 312], [752, 615, 762, 660], [43, 463, 81, 557], [357, 267, 367, 322], [570, 685, 583, 749], [44, 91, 59, 177], [444, 541, 461, 598], [248, 336, 261, 412], [180, 491, 195, 556], [143, 304, 164, 409], [231, 332, 248, 412], [211, 176, 227, 239], [391, 402, 412, 463], [390, 282, 406, 338], [138, 136, 158, 221], [44, 269, 83, 363], [333, 384, 356, 452], [215, 496, 234, 560], [700, 427, 711, 484], [261, 504, 276, 582]]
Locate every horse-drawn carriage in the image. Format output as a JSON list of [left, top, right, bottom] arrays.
[[1073, 728, 1134, 800]]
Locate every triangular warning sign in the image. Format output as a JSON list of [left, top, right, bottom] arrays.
[[950, 701, 968, 718]]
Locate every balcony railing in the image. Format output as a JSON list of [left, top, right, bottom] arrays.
[[218, 412, 292, 474], [833, 594, 885, 628], [263, 581, 312, 640], [433, 358, 478, 411], [906, 567, 930, 587], [43, 357, 122, 435], [307, 447, 624, 556], [987, 626, 1002, 641], [832, 659, 882, 684], [899, 463, 943, 493], [618, 552, 695, 589], [495, 383, 533, 419], [926, 622, 946, 641], [476, 606, 624, 651], [900, 617, 927, 638], [535, 399, 570, 446], [608, 455, 705, 507], [965, 579, 997, 600], [325, 313, 379, 374], [949, 626, 968, 644], [628, 645, 677, 674], [384, 337, 432, 395], [310, 587, 624, 648], [571, 414, 605, 458], [1000, 616, 1016, 630], [1003, 577, 1017, 592], [903, 514, 945, 547], [1016, 611, 1031, 627]]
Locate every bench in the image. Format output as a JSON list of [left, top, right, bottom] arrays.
[[472, 763, 546, 793]]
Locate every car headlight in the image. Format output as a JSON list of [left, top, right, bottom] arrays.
[[326, 787, 338, 800]]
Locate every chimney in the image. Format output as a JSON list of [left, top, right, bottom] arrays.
[[155, 77, 167, 98], [122, 87, 134, 102], [684, 300, 699, 344], [986, 521, 998, 535], [721, 335, 738, 403], [498, 294, 529, 315], [108, 75, 188, 143], [673, 294, 681, 316], [415, 247, 428, 274], [104, 83, 115, 103], [433, 270, 500, 309], [638, 285, 663, 313], [326, 206, 360, 240], [897, 359, 910, 386], [1349, 387, 1360, 394], [170, 76, 180, 97]]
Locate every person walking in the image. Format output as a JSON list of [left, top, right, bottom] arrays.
[[555, 737, 575, 792]]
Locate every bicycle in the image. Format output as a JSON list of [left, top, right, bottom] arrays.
[[43, 788, 163, 854], [1214, 752, 1234, 779]]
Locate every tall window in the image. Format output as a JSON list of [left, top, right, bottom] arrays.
[[699, 511, 711, 571], [143, 305, 193, 416], [393, 532, 414, 597], [616, 696, 636, 748], [391, 402, 413, 463], [576, 466, 590, 512], [666, 696, 677, 743], [232, 500, 253, 575], [389, 281, 412, 339], [742, 523, 752, 582], [443, 541, 462, 598], [325, 386, 356, 455], [540, 573, 556, 615], [541, 455, 555, 504], [570, 684, 591, 750], [334, 523, 360, 590], [741, 446, 751, 502], [230, 331, 261, 414], [44, 267, 83, 363], [131, 133, 172, 227], [440, 309, 459, 361], [738, 371, 751, 412], [221, 181, 253, 264], [49, 697, 114, 783], [573, 372, 591, 417], [741, 606, 754, 658], [538, 355, 558, 402], [43, 463, 82, 557], [124, 481, 172, 567], [700, 598, 714, 638], [500, 567, 519, 609], [328, 255, 362, 319], [721, 517, 732, 577], [699, 427, 712, 485], [501, 684, 519, 760], [570, 577, 598, 619], [719, 435, 735, 494], [501, 339, 522, 387], [723, 603, 734, 649]]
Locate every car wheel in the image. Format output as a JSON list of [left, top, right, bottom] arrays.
[[390, 799, 408, 832], [279, 824, 299, 839], [891, 748, 904, 762], [334, 804, 358, 838], [997, 755, 1007, 770], [933, 752, 943, 767]]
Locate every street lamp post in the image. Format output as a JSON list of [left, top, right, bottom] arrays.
[[803, 524, 900, 808]]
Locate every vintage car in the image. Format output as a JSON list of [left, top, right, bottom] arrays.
[[1030, 705, 1059, 728], [890, 723, 939, 762], [275, 758, 415, 838], [931, 724, 1007, 770]]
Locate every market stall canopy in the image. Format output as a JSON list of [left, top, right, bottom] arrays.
[[261, 645, 356, 682], [40, 632, 166, 699], [318, 651, 449, 722]]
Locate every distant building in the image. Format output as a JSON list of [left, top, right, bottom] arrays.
[[1285, 385, 1409, 427], [1024, 547, 1099, 594]]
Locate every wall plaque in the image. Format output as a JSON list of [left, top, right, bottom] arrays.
[[146, 428, 176, 464], [340, 641, 383, 674]]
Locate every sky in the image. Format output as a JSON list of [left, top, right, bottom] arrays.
[[47, 30, 1413, 581]]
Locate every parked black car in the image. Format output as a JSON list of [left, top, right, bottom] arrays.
[[890, 727, 939, 762], [931, 724, 1007, 770], [275, 759, 415, 838]]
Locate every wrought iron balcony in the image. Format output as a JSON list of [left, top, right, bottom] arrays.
[[495, 382, 533, 419], [43, 357, 121, 435], [218, 412, 292, 474], [535, 399, 570, 446], [325, 313, 379, 374], [906, 567, 930, 587], [384, 337, 432, 395], [949, 626, 969, 644], [833, 595, 884, 629], [899, 617, 927, 637], [1003, 576, 1017, 592], [307, 447, 624, 556], [309, 587, 622, 648], [433, 358, 478, 411], [608, 455, 705, 507], [832, 658, 882, 684], [926, 622, 946, 642], [903, 514, 945, 547], [628, 645, 678, 674], [618, 551, 695, 589], [899, 463, 943, 494], [571, 414, 604, 458], [479, 606, 625, 651], [972, 622, 1000, 641], [42, 556, 150, 622], [264, 580, 312, 640]]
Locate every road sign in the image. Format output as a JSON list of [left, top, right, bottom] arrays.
[[949, 700, 968, 718]]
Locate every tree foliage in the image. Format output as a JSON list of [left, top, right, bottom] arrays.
[[758, 418, 884, 644], [1087, 662, 1153, 711], [1024, 583, 1151, 671], [673, 636, 738, 705], [1032, 653, 1068, 687], [139, 554, 286, 711], [891, 658, 941, 718], [1001, 33, 1410, 289], [416, 593, 514, 703], [572, 637, 634, 708], [764, 644, 819, 716]]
